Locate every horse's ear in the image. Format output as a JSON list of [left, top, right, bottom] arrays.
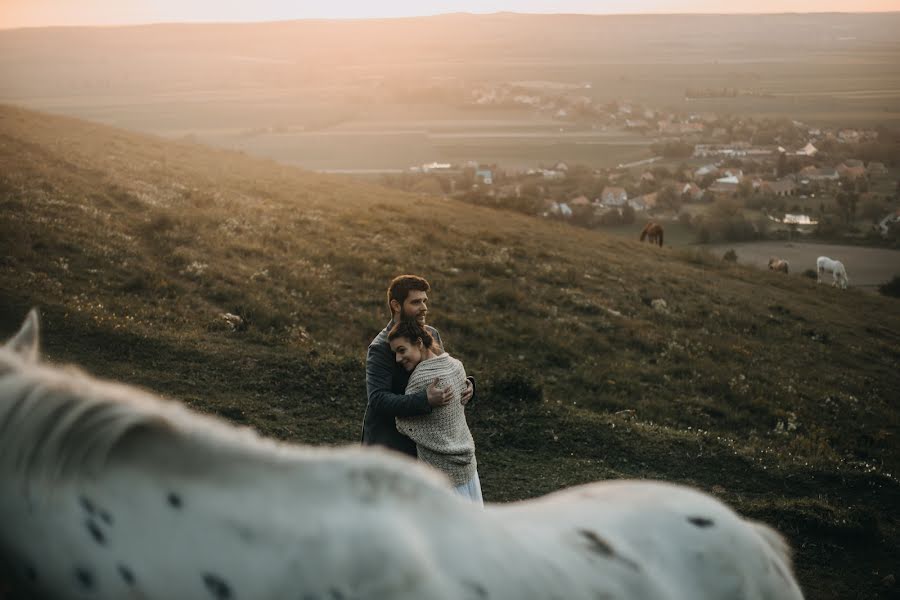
[[5, 308, 41, 363]]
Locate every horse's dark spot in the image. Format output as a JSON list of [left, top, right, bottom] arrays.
[[463, 580, 489, 598], [98, 509, 113, 525], [74, 566, 94, 590], [577, 529, 642, 572], [167, 492, 183, 509], [578, 529, 614, 557], [687, 516, 715, 528], [85, 519, 106, 545], [79, 496, 96, 515], [202, 573, 232, 599], [117, 564, 136, 586]]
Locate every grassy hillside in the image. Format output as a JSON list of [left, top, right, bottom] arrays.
[[1, 104, 898, 599]]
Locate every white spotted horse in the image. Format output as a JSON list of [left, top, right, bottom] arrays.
[[0, 310, 805, 599], [816, 256, 849, 289]]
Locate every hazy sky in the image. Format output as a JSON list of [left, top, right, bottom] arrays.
[[2, 0, 899, 29]]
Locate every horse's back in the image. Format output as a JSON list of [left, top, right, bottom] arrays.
[[491, 480, 804, 600]]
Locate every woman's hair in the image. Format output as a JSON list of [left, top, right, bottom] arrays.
[[388, 318, 435, 350]]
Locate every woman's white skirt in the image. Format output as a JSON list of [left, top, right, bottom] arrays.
[[453, 470, 484, 507]]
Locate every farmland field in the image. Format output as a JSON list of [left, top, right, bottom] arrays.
[[2, 13, 899, 171]]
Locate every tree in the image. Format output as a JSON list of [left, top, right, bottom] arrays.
[[657, 186, 682, 212], [859, 196, 884, 223], [835, 191, 859, 225], [776, 152, 789, 178]]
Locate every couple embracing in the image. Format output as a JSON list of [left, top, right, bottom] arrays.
[[360, 275, 483, 505]]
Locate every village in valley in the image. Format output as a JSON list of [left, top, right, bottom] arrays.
[[381, 82, 900, 247]]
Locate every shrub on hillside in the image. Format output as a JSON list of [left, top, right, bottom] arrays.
[[803, 269, 818, 280], [879, 275, 900, 298], [723, 249, 738, 263]]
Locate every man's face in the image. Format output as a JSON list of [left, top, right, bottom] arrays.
[[400, 290, 428, 325]]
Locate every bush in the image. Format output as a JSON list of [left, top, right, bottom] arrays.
[[695, 224, 711, 243], [879, 275, 900, 298], [803, 269, 818, 280], [723, 249, 738, 263]]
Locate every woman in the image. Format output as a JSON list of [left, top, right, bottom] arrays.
[[388, 319, 483, 505]]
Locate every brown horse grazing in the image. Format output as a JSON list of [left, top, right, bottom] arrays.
[[768, 257, 789, 274], [639, 222, 664, 247]]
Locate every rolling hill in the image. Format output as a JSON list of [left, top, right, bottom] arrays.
[[1, 104, 898, 599]]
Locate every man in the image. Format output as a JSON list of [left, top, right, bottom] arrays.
[[361, 274, 475, 457]]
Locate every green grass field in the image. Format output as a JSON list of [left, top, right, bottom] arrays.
[[1, 104, 899, 599]]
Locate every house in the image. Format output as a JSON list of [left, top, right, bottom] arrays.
[[838, 129, 860, 143], [715, 174, 741, 185], [837, 163, 867, 180], [800, 166, 839, 182], [546, 200, 574, 219], [694, 164, 719, 179], [761, 179, 798, 197], [625, 119, 649, 130], [783, 214, 818, 225], [421, 162, 452, 172], [476, 169, 493, 185], [553, 161, 569, 172], [629, 192, 657, 211], [541, 169, 566, 180], [709, 177, 739, 195], [796, 142, 818, 157], [681, 182, 704, 201], [627, 198, 649, 211], [600, 186, 629, 207], [569, 195, 591, 208], [640, 171, 656, 184]]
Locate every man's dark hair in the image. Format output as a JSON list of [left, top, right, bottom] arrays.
[[387, 275, 430, 314]]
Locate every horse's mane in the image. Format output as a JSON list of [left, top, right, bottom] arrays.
[[0, 314, 450, 497], [0, 346, 233, 484]]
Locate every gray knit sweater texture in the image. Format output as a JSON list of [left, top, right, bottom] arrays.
[[396, 353, 476, 486]]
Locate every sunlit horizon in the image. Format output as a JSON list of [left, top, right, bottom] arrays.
[[2, 1, 900, 30]]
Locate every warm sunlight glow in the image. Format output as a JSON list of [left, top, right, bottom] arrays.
[[1, 0, 899, 28]]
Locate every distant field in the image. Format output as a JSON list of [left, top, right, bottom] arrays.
[[2, 13, 899, 170]]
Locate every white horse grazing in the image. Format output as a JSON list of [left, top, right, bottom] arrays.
[[816, 256, 849, 289], [0, 310, 805, 600]]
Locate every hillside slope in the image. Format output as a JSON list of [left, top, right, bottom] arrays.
[[1, 104, 898, 599]]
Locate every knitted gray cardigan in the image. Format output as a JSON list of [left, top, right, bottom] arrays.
[[396, 353, 476, 486]]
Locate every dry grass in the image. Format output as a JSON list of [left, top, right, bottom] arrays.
[[1, 104, 899, 600]]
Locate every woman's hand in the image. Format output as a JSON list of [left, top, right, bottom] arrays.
[[426, 378, 453, 407]]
